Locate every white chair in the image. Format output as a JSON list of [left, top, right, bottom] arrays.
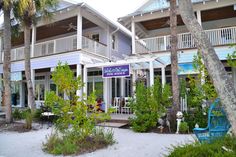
[[122, 97, 132, 114], [111, 97, 121, 114]]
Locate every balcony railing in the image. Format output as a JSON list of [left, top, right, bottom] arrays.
[[0, 35, 107, 62], [135, 26, 236, 54]]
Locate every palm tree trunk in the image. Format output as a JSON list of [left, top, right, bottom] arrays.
[[3, 6, 12, 123], [24, 26, 35, 111], [170, 0, 180, 115], [179, 0, 236, 135]]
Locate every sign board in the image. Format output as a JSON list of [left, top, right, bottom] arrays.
[[178, 63, 198, 75], [103, 65, 130, 78], [11, 72, 22, 81]]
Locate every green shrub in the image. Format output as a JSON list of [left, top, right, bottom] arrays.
[[44, 63, 114, 155], [167, 136, 236, 157], [33, 109, 43, 121], [23, 109, 33, 129], [179, 122, 189, 134], [129, 78, 171, 132], [12, 108, 24, 120]]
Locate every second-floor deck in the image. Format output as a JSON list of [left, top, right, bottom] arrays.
[[0, 35, 107, 63], [135, 26, 236, 54]]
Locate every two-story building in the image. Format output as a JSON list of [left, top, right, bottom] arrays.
[[118, 0, 236, 91], [0, 1, 132, 112]]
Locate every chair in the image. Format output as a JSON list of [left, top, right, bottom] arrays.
[[111, 97, 121, 114], [122, 97, 132, 114], [193, 98, 231, 143]]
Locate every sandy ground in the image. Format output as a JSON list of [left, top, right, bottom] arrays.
[[0, 127, 194, 157]]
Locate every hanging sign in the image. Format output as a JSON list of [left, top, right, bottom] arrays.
[[103, 65, 130, 78], [178, 63, 198, 75]]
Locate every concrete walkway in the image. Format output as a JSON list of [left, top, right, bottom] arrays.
[[0, 128, 194, 157]]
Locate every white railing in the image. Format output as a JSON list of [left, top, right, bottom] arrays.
[[135, 26, 236, 54], [82, 36, 107, 57], [6, 35, 107, 62]]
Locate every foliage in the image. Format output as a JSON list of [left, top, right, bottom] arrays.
[[23, 109, 33, 129], [44, 63, 114, 155], [183, 109, 208, 131], [129, 77, 171, 132], [43, 128, 115, 155], [227, 46, 236, 67], [33, 108, 43, 121], [12, 108, 24, 120], [167, 136, 236, 157], [179, 121, 189, 134]]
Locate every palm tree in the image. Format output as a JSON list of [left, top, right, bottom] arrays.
[[1, 0, 13, 123], [169, 0, 179, 122], [13, 0, 58, 110], [179, 0, 236, 135]]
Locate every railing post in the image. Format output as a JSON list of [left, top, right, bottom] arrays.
[[164, 36, 167, 51], [53, 40, 56, 54], [77, 8, 82, 50]]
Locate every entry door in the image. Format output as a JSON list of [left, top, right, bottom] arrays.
[[35, 80, 45, 101]]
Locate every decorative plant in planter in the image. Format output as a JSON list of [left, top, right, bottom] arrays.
[[43, 63, 115, 155], [129, 77, 171, 132]]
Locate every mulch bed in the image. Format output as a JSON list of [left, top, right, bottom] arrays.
[[0, 119, 38, 133]]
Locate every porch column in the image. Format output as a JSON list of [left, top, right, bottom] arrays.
[[77, 9, 82, 49], [196, 10, 202, 26], [149, 61, 154, 86], [131, 20, 136, 54], [106, 25, 111, 59], [83, 66, 87, 99], [31, 26, 36, 57], [120, 77, 125, 97], [77, 64, 83, 98], [103, 78, 112, 113], [132, 70, 136, 96], [232, 67, 236, 91], [161, 66, 166, 87]]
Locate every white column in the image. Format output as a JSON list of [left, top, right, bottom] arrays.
[[77, 9, 82, 49], [31, 26, 36, 57], [149, 61, 154, 86], [197, 10, 202, 26], [83, 66, 87, 99], [106, 25, 111, 59], [103, 78, 112, 113], [161, 67, 166, 87], [76, 64, 83, 98], [120, 77, 125, 97], [131, 20, 136, 54], [132, 70, 136, 96]]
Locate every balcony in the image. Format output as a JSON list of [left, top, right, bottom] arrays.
[[1, 35, 107, 62], [135, 26, 236, 54]]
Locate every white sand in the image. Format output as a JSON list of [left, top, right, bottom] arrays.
[[0, 127, 194, 157]]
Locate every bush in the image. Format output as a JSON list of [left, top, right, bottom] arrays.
[[33, 109, 43, 121], [23, 109, 33, 129], [167, 136, 236, 157], [129, 78, 171, 132], [12, 108, 24, 120], [179, 122, 189, 134], [44, 63, 114, 155], [43, 128, 115, 155]]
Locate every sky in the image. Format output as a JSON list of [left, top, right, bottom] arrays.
[[0, 0, 147, 26], [63, 0, 147, 21]]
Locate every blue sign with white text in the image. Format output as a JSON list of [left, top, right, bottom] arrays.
[[103, 65, 130, 78]]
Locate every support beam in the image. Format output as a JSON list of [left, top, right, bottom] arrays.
[[149, 61, 154, 86], [31, 26, 36, 57], [77, 9, 82, 49], [83, 66, 87, 100], [120, 77, 125, 97], [132, 70, 136, 96], [103, 78, 112, 113], [131, 20, 136, 54], [161, 66, 166, 87], [196, 10, 202, 26], [76, 64, 83, 98]]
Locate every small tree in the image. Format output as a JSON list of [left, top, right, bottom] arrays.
[[45, 62, 111, 139], [129, 78, 171, 132]]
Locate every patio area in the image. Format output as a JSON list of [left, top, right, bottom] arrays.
[[0, 127, 194, 157]]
